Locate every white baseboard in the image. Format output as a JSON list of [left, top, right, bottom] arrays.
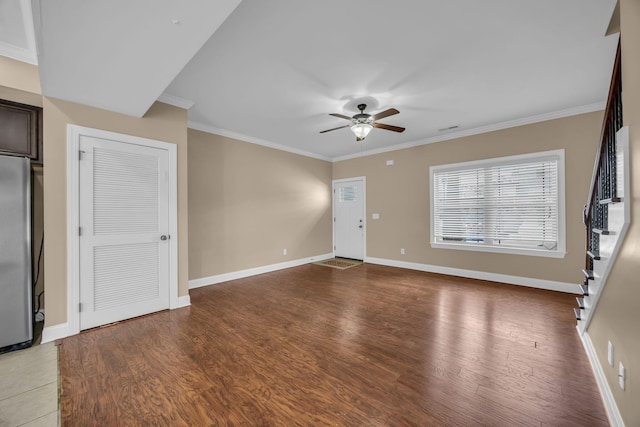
[[189, 253, 334, 289], [41, 323, 69, 344], [177, 294, 191, 308], [579, 331, 625, 427], [364, 257, 579, 294], [41, 296, 191, 343]]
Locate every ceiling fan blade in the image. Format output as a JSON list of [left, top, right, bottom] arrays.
[[329, 113, 353, 121], [374, 122, 406, 133], [372, 108, 399, 121], [320, 124, 350, 133]]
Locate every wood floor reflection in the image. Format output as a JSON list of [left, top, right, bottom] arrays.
[[59, 263, 608, 426]]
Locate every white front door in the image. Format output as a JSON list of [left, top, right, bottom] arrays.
[[333, 178, 365, 260], [78, 135, 170, 330]]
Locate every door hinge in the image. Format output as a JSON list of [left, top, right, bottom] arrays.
[[334, 245, 336, 250], [333, 217, 335, 222], [78, 226, 82, 236], [78, 302, 82, 312], [78, 150, 85, 160]]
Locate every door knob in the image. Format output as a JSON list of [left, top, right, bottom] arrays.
[[160, 235, 168, 241]]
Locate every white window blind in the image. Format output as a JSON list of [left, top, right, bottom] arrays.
[[430, 150, 565, 257]]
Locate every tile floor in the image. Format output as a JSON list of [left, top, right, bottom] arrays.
[[0, 342, 59, 427]]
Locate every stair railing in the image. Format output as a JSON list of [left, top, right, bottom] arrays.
[[574, 42, 626, 327], [583, 42, 622, 273]]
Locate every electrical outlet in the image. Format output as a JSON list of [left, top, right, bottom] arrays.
[[608, 341, 614, 367], [619, 362, 625, 390], [400, 248, 405, 255], [283, 248, 287, 255]]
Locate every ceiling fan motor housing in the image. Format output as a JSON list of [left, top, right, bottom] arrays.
[[353, 114, 373, 125], [353, 105, 373, 124]]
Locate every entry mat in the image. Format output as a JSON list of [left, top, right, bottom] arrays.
[[313, 257, 363, 270]]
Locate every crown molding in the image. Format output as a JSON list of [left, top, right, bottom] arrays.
[[331, 102, 606, 162], [188, 102, 604, 163], [0, 42, 37, 65], [188, 120, 332, 162], [157, 93, 195, 110]]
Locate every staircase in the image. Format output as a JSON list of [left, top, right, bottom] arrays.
[[575, 42, 630, 333]]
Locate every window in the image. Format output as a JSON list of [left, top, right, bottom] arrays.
[[338, 185, 357, 202], [430, 150, 565, 258]]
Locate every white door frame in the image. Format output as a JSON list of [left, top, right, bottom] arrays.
[[66, 124, 179, 336], [332, 176, 366, 260]]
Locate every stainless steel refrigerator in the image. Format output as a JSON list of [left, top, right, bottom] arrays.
[[0, 155, 32, 353]]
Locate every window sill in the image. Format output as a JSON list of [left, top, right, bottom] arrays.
[[430, 242, 566, 259]]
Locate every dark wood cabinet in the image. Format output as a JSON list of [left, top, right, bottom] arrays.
[[0, 99, 43, 164]]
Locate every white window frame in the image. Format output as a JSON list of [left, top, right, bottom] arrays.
[[429, 149, 566, 258]]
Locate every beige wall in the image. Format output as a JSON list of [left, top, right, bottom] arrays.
[[188, 129, 332, 280], [587, 1, 640, 425], [42, 98, 189, 327], [334, 112, 602, 284], [0, 56, 41, 97], [1, 56, 191, 331]]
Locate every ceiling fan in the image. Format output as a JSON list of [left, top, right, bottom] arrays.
[[320, 104, 405, 141]]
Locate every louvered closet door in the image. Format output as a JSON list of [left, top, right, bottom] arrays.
[[79, 136, 170, 330]]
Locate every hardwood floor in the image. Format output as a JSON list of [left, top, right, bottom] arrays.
[[59, 263, 609, 426]]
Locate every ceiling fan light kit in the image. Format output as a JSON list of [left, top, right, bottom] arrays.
[[321, 103, 405, 142], [351, 123, 373, 140]]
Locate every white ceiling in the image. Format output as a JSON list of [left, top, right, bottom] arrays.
[[1, 0, 619, 161]]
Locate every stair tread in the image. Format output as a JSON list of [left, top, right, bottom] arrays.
[[592, 228, 612, 235], [576, 297, 585, 309], [574, 308, 582, 321], [579, 284, 589, 296], [599, 197, 623, 205], [587, 250, 601, 260]]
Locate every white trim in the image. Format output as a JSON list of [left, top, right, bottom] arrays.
[[0, 0, 38, 65], [66, 127, 81, 336], [66, 125, 179, 336], [579, 331, 625, 427], [189, 253, 334, 289], [188, 120, 332, 162], [430, 242, 566, 258], [41, 323, 69, 344], [0, 41, 37, 65], [365, 257, 580, 294], [177, 294, 191, 308], [332, 177, 366, 261], [332, 103, 605, 162], [188, 103, 604, 163], [429, 149, 566, 259], [166, 143, 179, 309], [157, 93, 195, 110]]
